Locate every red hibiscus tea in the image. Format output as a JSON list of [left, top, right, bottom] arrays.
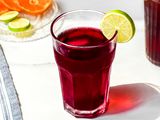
[[51, 10, 117, 118], [144, 0, 160, 66]]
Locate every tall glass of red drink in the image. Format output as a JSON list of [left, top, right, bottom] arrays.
[[144, 0, 160, 66], [50, 10, 117, 118]]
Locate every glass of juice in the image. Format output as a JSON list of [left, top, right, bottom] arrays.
[[144, 0, 160, 66], [50, 10, 117, 118]]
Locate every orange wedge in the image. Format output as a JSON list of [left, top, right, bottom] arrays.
[[1, 0, 21, 11], [18, 0, 52, 15], [0, 0, 8, 14]]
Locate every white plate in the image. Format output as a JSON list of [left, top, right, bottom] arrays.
[[0, 1, 58, 42]]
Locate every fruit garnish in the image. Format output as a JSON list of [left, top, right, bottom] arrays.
[[0, 0, 8, 14], [1, 0, 21, 11], [100, 10, 135, 43], [8, 18, 30, 32], [0, 11, 19, 22], [17, 0, 52, 15]]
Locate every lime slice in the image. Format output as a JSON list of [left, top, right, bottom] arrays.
[[8, 18, 30, 32], [0, 11, 19, 23], [100, 10, 135, 43]]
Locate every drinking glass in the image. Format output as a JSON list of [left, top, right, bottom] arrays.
[[50, 10, 117, 118], [144, 0, 160, 66]]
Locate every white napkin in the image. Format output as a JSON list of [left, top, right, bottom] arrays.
[[0, 45, 23, 120]]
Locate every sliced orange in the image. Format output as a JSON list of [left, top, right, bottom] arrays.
[[1, 0, 21, 11], [18, 0, 52, 15], [0, 0, 8, 14]]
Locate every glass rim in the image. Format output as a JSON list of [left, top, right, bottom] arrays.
[[50, 9, 117, 49]]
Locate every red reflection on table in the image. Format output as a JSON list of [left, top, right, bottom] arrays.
[[106, 83, 158, 114]]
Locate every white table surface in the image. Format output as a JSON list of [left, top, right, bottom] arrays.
[[5, 20, 160, 120]]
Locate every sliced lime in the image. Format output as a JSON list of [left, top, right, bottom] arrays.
[[100, 10, 135, 43], [0, 11, 19, 23], [8, 18, 30, 32]]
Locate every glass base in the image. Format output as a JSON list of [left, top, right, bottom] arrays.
[[63, 101, 108, 118], [147, 55, 160, 67]]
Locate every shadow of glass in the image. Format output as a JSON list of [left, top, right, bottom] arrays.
[[96, 83, 160, 120]]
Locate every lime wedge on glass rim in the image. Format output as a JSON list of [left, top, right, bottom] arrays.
[[0, 11, 19, 23], [8, 18, 30, 32], [100, 10, 135, 43]]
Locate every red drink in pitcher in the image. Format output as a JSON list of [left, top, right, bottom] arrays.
[[144, 0, 160, 66]]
